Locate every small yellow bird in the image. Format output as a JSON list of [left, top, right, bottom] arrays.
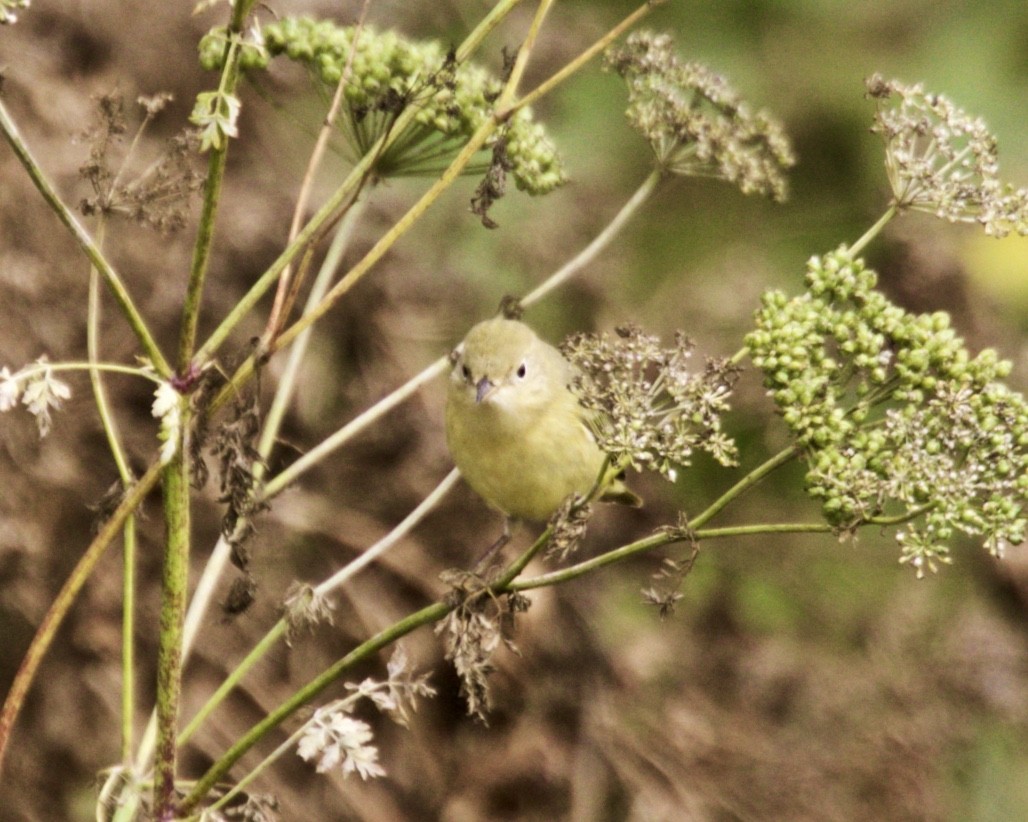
[[446, 316, 640, 526]]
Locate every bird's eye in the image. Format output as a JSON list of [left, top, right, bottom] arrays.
[[516, 362, 527, 379]]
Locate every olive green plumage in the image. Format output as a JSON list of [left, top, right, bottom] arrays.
[[446, 317, 640, 521]]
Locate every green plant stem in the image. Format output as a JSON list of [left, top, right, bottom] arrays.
[[691, 444, 800, 529], [87, 221, 138, 763], [510, 508, 933, 591], [0, 460, 162, 781], [0, 99, 169, 376], [177, 621, 287, 751], [178, 600, 452, 814], [180, 2, 255, 369], [848, 203, 898, 258], [264, 2, 371, 344], [495, 0, 555, 110], [153, 211, 367, 761], [456, 0, 525, 62], [153, 425, 193, 818], [510, 0, 659, 116], [179, 119, 230, 370], [507, 524, 824, 590], [193, 153, 374, 365]]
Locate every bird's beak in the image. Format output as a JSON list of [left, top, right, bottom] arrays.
[[475, 376, 495, 404]]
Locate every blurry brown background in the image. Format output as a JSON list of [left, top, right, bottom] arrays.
[[1, 1, 1027, 819]]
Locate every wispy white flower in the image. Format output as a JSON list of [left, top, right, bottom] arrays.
[[152, 380, 182, 465], [297, 707, 385, 780], [19, 358, 71, 437]]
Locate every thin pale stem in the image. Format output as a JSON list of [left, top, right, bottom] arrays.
[[524, 168, 662, 307], [259, 205, 364, 464], [455, 0, 525, 62], [510, 1, 659, 116], [849, 203, 899, 258], [87, 221, 137, 763], [495, 0, 555, 110], [176, 468, 460, 750]]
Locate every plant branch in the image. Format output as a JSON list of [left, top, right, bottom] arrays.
[[0, 98, 170, 376], [690, 444, 801, 530], [509, 0, 660, 116], [848, 203, 899, 258], [87, 221, 138, 764]]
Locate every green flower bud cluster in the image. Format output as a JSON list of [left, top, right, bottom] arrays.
[[200, 17, 565, 194], [605, 31, 795, 202], [747, 248, 1028, 575]]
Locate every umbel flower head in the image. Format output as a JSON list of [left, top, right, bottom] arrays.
[[866, 74, 1028, 237], [605, 31, 795, 201], [1, 358, 71, 437], [562, 327, 740, 480], [199, 17, 566, 194], [747, 249, 1028, 576]]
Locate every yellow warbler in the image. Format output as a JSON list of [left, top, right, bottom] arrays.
[[446, 316, 640, 523]]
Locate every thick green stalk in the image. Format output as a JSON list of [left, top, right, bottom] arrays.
[[0, 99, 169, 375], [153, 425, 192, 817]]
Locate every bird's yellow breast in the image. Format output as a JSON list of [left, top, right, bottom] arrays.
[[446, 388, 605, 521]]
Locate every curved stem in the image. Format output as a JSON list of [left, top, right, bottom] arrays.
[[523, 168, 663, 308], [176, 468, 460, 751], [87, 221, 138, 764]]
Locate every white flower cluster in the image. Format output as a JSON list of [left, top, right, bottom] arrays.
[[0, 358, 71, 437]]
